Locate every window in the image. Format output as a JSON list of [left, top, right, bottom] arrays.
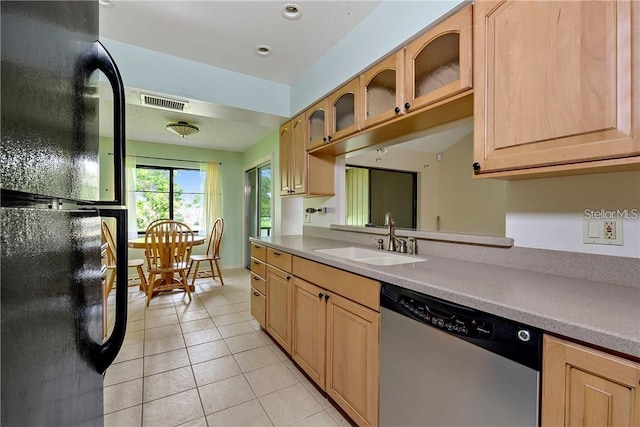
[[135, 166, 205, 233]]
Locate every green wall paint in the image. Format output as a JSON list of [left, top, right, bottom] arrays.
[[100, 137, 244, 268]]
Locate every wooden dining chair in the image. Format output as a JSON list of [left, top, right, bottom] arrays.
[[101, 220, 147, 294], [187, 218, 224, 286], [144, 220, 194, 306]]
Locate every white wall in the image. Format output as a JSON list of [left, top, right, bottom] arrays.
[[281, 197, 304, 235], [506, 171, 640, 258]]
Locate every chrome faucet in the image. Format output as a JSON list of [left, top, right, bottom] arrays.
[[384, 212, 397, 252]]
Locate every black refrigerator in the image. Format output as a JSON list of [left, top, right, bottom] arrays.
[[1, 1, 128, 425]]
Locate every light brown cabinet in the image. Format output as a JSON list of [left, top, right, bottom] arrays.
[[328, 79, 361, 142], [306, 78, 361, 151], [473, 1, 640, 177], [404, 5, 472, 113], [292, 278, 326, 388], [305, 98, 331, 151], [292, 256, 380, 427], [542, 335, 640, 426], [249, 243, 267, 329], [279, 114, 306, 196], [302, 5, 474, 158], [360, 51, 405, 129], [279, 115, 335, 197], [292, 277, 380, 427], [266, 265, 293, 354], [325, 291, 379, 427]]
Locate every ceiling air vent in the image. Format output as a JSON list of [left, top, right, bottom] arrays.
[[140, 93, 189, 112]]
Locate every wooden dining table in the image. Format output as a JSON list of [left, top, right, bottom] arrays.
[[128, 235, 206, 292]]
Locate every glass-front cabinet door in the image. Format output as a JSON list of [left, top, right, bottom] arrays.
[[328, 78, 360, 142], [404, 5, 472, 113], [360, 51, 404, 129], [305, 99, 330, 151]]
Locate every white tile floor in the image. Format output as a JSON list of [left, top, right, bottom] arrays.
[[104, 268, 352, 427]]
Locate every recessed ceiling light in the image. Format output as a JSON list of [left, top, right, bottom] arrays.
[[99, 0, 115, 7], [255, 45, 272, 57], [281, 3, 302, 20]]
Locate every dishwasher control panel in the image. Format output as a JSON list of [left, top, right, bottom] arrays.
[[381, 282, 543, 371], [399, 296, 494, 339]]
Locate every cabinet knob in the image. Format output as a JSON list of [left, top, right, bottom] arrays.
[[394, 106, 400, 114], [327, 135, 332, 142], [253, 291, 260, 296], [318, 292, 324, 299], [472, 162, 481, 171], [253, 275, 260, 280], [324, 294, 330, 302], [273, 251, 281, 256], [323, 137, 327, 142], [286, 275, 291, 281], [404, 102, 411, 111]]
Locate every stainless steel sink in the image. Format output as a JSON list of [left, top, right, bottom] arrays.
[[313, 247, 426, 266]]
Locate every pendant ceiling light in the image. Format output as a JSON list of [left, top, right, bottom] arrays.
[[166, 121, 199, 138]]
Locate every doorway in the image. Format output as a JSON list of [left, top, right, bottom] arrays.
[[244, 163, 272, 268]]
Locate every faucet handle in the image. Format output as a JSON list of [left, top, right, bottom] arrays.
[[396, 238, 408, 253], [369, 236, 385, 250], [407, 237, 417, 255]]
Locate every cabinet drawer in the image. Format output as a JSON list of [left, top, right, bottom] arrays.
[[250, 273, 266, 295], [250, 288, 266, 329], [267, 248, 292, 272], [292, 256, 380, 311], [250, 243, 267, 262], [250, 257, 266, 278]]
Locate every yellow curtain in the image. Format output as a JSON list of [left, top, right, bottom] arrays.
[[201, 162, 222, 235], [125, 155, 137, 238]]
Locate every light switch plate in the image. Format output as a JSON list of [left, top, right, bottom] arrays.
[[583, 218, 623, 246]]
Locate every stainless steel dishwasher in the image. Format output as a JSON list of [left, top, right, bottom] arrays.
[[380, 283, 541, 426]]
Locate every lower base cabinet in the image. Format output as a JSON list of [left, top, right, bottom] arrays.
[[292, 278, 326, 388], [325, 291, 379, 427], [292, 277, 380, 427], [266, 266, 293, 354], [250, 287, 265, 329], [542, 335, 640, 426]]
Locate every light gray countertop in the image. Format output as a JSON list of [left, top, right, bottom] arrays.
[[250, 235, 640, 359]]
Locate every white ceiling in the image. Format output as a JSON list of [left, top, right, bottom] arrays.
[[98, 1, 382, 150], [99, 1, 382, 85]]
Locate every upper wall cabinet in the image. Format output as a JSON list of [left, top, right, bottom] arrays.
[[360, 51, 405, 129], [280, 114, 335, 198], [307, 79, 361, 152], [328, 79, 361, 142], [280, 114, 307, 196], [473, 1, 640, 176], [279, 121, 293, 196], [404, 5, 472, 113], [305, 98, 330, 151]]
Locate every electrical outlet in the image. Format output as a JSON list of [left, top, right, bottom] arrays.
[[583, 218, 623, 246], [304, 213, 311, 223], [604, 221, 616, 239]]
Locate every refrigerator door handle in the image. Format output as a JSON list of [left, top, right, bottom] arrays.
[[79, 41, 126, 205], [93, 208, 128, 373]]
